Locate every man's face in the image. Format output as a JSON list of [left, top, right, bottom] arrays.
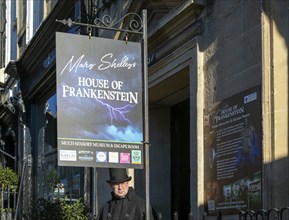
[[110, 181, 129, 198]]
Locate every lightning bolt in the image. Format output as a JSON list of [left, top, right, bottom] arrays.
[[95, 98, 135, 124]]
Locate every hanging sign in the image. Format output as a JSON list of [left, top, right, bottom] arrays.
[[56, 32, 143, 168]]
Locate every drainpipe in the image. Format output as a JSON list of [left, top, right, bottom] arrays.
[[92, 168, 98, 217]]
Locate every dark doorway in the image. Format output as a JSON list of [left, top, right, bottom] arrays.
[[171, 98, 190, 219]]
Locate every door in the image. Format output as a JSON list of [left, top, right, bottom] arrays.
[[171, 99, 190, 219]]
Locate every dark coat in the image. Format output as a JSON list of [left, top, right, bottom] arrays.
[[97, 187, 153, 220]]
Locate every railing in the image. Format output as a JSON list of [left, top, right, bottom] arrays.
[[0, 187, 18, 220], [168, 211, 223, 220], [154, 208, 289, 220], [154, 211, 200, 220], [164, 208, 289, 220], [239, 207, 289, 220]]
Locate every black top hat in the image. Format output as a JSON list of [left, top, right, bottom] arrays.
[[107, 168, 132, 183]]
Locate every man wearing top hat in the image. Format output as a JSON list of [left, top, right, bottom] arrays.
[[97, 168, 154, 220]]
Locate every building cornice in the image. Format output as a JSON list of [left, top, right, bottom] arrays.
[[148, 0, 204, 39], [147, 1, 204, 70]]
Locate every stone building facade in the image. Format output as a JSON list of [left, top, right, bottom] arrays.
[[0, 0, 288, 219]]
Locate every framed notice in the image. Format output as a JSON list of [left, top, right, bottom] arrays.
[[56, 32, 143, 168], [204, 85, 262, 214]]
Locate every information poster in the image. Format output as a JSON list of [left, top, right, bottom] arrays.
[[56, 32, 143, 168], [204, 85, 262, 214]]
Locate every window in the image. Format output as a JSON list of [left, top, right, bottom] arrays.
[[43, 94, 81, 199]]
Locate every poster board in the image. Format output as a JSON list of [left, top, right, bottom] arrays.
[[204, 85, 262, 214]]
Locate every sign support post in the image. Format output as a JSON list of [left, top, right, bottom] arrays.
[[142, 10, 150, 220]]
